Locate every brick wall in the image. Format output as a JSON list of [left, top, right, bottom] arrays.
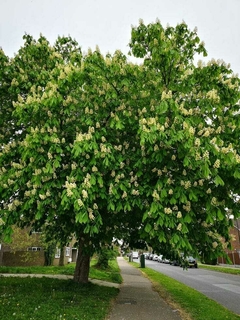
[[2, 251, 45, 267]]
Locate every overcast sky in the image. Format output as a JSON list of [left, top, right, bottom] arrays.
[[0, 0, 239, 75]]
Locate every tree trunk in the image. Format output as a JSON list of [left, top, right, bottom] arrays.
[[59, 247, 65, 266], [44, 243, 56, 266], [73, 239, 90, 283]]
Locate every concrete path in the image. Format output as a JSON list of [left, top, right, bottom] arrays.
[[106, 257, 182, 320]]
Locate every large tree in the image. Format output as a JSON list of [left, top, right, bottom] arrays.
[[0, 20, 239, 283], [129, 20, 240, 260]]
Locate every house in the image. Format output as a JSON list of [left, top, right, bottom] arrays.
[[218, 219, 240, 265], [0, 226, 78, 267]]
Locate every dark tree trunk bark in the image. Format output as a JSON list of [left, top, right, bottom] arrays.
[[73, 239, 90, 283], [58, 247, 65, 266]]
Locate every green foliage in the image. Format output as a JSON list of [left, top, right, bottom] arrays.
[[95, 246, 119, 269]]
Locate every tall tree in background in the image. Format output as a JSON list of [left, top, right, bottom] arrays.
[[0, 20, 239, 283]]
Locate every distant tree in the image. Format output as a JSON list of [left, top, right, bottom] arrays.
[[0, 20, 239, 284], [95, 245, 118, 269], [43, 242, 56, 266]]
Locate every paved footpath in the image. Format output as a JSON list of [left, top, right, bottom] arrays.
[[106, 257, 182, 320]]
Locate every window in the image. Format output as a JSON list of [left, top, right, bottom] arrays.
[[55, 248, 61, 258], [27, 247, 41, 251], [66, 247, 70, 257]]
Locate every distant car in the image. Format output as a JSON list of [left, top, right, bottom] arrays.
[[132, 251, 139, 259], [162, 258, 170, 264], [175, 255, 198, 268], [169, 259, 180, 266], [149, 253, 154, 260], [186, 256, 198, 268], [143, 252, 149, 259], [157, 255, 163, 263], [152, 254, 159, 261]]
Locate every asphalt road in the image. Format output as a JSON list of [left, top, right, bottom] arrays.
[[140, 258, 240, 315]]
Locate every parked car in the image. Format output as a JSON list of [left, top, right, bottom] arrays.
[[157, 255, 163, 263], [171, 255, 198, 268], [169, 259, 180, 266], [143, 252, 149, 259], [162, 258, 170, 264], [149, 253, 154, 260], [132, 251, 139, 259], [152, 254, 159, 261], [186, 256, 198, 268]]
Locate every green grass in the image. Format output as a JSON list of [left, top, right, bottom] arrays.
[[0, 259, 121, 320], [0, 277, 118, 320], [130, 261, 240, 320], [90, 259, 122, 284], [0, 258, 122, 283], [0, 263, 76, 275], [199, 263, 240, 275]]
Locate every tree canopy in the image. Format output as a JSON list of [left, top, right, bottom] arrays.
[[0, 20, 239, 282]]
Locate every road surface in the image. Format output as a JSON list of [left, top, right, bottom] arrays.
[[142, 258, 240, 315]]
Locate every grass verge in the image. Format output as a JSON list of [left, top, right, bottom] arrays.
[[0, 258, 122, 284], [130, 261, 240, 320], [199, 264, 240, 275], [0, 277, 118, 320], [90, 259, 122, 284], [0, 259, 121, 320]]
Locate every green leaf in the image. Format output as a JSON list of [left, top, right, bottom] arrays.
[[183, 156, 189, 167], [157, 100, 168, 114], [90, 175, 96, 185], [189, 191, 198, 201], [184, 214, 192, 223], [214, 175, 225, 186], [116, 120, 124, 129], [35, 211, 42, 220], [124, 202, 131, 211], [53, 159, 60, 168], [170, 197, 177, 205], [171, 234, 179, 244], [158, 231, 166, 243], [97, 175, 103, 186], [180, 193, 187, 203], [150, 201, 158, 213], [46, 162, 53, 173], [161, 188, 167, 198], [157, 216, 164, 227], [233, 170, 240, 179], [121, 79, 130, 87], [108, 202, 115, 211], [76, 212, 88, 224], [217, 209, 225, 221], [145, 223, 152, 233], [202, 162, 211, 178]]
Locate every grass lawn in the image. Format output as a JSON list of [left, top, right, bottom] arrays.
[[0, 259, 122, 284], [199, 263, 240, 275], [0, 277, 118, 320], [0, 259, 121, 320], [130, 261, 240, 320]]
